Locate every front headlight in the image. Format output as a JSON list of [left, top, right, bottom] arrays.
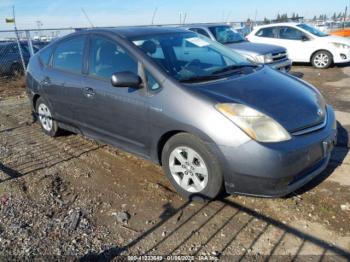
[[254, 54, 273, 64], [332, 42, 350, 49], [215, 103, 291, 143]]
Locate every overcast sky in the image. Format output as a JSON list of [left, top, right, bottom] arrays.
[[0, 0, 348, 30]]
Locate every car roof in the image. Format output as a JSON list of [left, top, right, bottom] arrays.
[[180, 23, 231, 28], [254, 22, 300, 30], [86, 26, 191, 39]]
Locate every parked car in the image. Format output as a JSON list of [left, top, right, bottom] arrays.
[[27, 27, 337, 200], [181, 23, 292, 72], [0, 42, 32, 76], [31, 41, 50, 52], [247, 22, 350, 69]]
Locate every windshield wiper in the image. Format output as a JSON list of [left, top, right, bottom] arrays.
[[180, 74, 223, 83], [225, 40, 246, 44], [211, 64, 258, 75]]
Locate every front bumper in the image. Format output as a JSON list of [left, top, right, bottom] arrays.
[[268, 58, 292, 72], [333, 49, 350, 64], [218, 105, 337, 197]]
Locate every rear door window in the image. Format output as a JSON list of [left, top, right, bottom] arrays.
[[53, 36, 85, 74], [189, 28, 211, 38], [256, 27, 277, 38]]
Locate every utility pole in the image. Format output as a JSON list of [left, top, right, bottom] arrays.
[[226, 11, 232, 23], [12, 6, 26, 73], [344, 6, 348, 28], [254, 9, 258, 25], [151, 7, 158, 25], [182, 12, 187, 24]]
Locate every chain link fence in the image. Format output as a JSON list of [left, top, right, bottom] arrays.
[[0, 28, 75, 96]]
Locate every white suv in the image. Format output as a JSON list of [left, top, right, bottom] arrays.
[[247, 23, 350, 69]]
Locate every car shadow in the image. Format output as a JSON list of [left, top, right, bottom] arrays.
[[289, 71, 304, 78], [80, 194, 350, 261], [335, 62, 350, 68], [0, 124, 103, 184]]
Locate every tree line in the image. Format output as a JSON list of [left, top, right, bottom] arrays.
[[259, 12, 349, 24]]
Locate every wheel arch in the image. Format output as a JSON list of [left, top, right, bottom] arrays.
[[310, 49, 334, 62], [156, 130, 185, 165], [32, 94, 41, 110], [155, 127, 224, 167]]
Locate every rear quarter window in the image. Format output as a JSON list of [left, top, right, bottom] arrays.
[[39, 46, 53, 67]]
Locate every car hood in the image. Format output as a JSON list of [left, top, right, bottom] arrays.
[[193, 67, 326, 133], [318, 35, 350, 45], [225, 41, 286, 55]]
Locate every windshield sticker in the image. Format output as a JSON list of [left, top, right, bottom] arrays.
[[186, 37, 210, 47]]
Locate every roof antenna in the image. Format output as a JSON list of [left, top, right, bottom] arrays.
[[151, 7, 158, 25], [81, 8, 95, 28]]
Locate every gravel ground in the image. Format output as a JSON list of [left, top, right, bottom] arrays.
[[0, 66, 349, 260]]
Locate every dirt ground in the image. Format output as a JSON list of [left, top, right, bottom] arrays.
[[0, 65, 349, 261]]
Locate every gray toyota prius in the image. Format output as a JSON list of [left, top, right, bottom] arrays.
[[26, 27, 337, 200]]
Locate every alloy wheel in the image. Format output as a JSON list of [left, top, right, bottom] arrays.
[[38, 103, 53, 132], [169, 146, 209, 193], [314, 53, 330, 68]]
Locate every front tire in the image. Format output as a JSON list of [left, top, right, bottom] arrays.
[[36, 97, 59, 137], [311, 50, 333, 69], [162, 133, 224, 201]]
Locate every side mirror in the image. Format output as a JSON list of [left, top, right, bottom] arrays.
[[301, 35, 309, 42], [111, 71, 142, 88]]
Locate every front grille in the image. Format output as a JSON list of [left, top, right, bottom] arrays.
[[272, 51, 287, 61]]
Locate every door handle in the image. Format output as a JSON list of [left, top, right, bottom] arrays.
[[84, 87, 95, 98]]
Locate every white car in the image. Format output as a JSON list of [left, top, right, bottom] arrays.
[[247, 22, 350, 69]]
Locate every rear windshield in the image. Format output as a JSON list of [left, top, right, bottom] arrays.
[[208, 26, 245, 44]]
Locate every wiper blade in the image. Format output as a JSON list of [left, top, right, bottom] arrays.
[[180, 75, 223, 83], [211, 64, 258, 75]]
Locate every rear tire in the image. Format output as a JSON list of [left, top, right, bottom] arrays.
[[10, 63, 24, 77], [311, 50, 333, 69], [36, 97, 59, 137], [161, 133, 224, 201]]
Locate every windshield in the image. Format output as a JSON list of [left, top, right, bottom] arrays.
[[297, 23, 329, 37], [132, 32, 253, 82], [209, 26, 245, 44]]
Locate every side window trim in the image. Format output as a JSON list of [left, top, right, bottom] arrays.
[[51, 35, 87, 75]]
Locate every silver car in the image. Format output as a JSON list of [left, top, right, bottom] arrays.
[[182, 23, 292, 72]]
